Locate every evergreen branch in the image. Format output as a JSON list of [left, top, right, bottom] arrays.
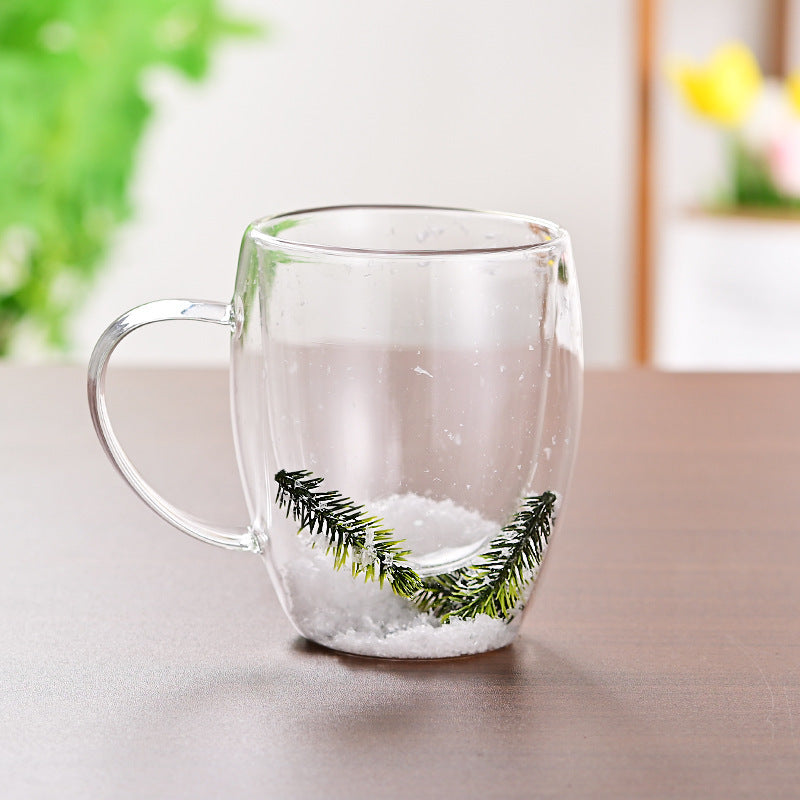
[[274, 469, 422, 599], [414, 492, 557, 622], [274, 468, 557, 623]]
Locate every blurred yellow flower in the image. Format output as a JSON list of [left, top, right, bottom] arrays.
[[667, 42, 762, 127], [786, 70, 800, 115]]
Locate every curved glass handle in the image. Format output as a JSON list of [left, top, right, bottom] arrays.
[[87, 299, 259, 552]]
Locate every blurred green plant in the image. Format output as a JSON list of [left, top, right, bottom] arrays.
[[0, 1, 259, 356]]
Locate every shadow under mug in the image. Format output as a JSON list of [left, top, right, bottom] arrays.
[[88, 205, 583, 658]]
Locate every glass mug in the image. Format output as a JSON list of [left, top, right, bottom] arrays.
[[88, 205, 583, 659]]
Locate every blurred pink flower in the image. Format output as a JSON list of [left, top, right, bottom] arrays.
[[766, 128, 800, 198]]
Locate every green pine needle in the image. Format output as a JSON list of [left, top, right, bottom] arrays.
[[274, 469, 422, 599], [413, 492, 557, 622], [274, 469, 556, 623]]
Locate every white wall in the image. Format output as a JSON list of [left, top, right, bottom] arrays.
[[70, 0, 635, 366]]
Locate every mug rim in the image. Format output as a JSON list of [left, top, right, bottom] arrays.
[[248, 204, 567, 259]]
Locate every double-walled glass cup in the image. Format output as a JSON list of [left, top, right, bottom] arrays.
[[88, 205, 583, 658]]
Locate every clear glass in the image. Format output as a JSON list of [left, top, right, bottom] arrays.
[[232, 206, 583, 657], [88, 205, 582, 660]]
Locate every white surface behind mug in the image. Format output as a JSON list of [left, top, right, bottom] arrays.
[[66, 0, 632, 367]]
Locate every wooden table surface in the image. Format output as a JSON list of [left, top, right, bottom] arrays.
[[2, 366, 799, 798]]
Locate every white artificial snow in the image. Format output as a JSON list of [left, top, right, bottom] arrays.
[[322, 614, 518, 659], [370, 493, 496, 575], [277, 493, 524, 658]]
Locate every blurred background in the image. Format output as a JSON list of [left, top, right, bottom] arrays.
[[3, 0, 800, 368]]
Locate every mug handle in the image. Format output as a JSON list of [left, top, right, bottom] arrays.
[[87, 299, 259, 552]]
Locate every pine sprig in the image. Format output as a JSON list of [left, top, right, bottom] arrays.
[[413, 492, 557, 622], [274, 469, 422, 598], [274, 469, 557, 623]]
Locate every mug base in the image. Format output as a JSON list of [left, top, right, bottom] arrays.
[[295, 614, 520, 660], [294, 635, 517, 662]]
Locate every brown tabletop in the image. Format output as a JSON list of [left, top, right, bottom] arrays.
[[2, 366, 799, 798]]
